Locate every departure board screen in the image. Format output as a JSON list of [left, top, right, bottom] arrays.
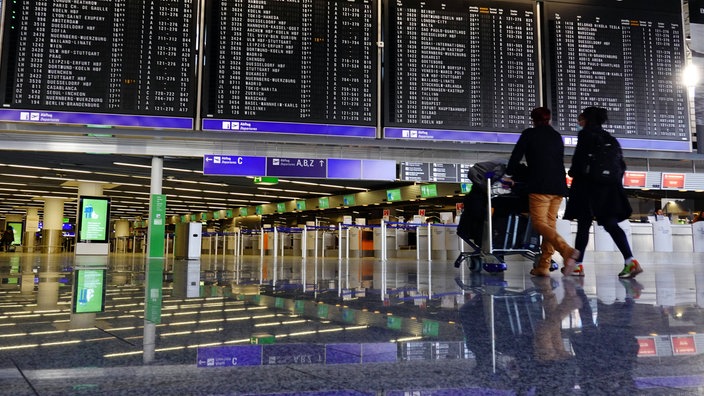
[[544, 1, 691, 151], [0, 0, 197, 129], [201, 0, 377, 138], [384, 0, 539, 143]]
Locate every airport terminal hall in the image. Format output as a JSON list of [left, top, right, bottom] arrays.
[[4, 0, 704, 395]]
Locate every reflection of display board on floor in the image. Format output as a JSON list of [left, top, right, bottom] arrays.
[[72, 269, 107, 313]]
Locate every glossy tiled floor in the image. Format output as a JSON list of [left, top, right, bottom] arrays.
[[1, 250, 704, 395]]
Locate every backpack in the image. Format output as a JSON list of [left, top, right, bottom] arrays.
[[586, 131, 624, 184]]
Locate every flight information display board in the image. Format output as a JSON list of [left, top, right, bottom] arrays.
[[201, 0, 377, 138], [544, 0, 691, 151], [384, 0, 539, 143], [0, 0, 197, 129]]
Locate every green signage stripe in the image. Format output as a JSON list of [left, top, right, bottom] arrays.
[[148, 194, 167, 258]]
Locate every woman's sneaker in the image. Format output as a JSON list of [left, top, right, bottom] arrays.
[[618, 259, 643, 279]]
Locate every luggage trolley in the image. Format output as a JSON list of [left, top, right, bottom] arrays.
[[455, 161, 550, 273]]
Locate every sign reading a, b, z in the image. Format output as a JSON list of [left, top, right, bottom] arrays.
[[267, 157, 327, 178]]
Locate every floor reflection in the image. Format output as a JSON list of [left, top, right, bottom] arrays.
[[0, 251, 704, 394]]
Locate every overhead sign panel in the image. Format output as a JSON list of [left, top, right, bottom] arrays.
[[267, 157, 327, 178], [203, 155, 266, 176], [205, 155, 397, 181]]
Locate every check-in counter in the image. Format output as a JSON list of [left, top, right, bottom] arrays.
[[653, 219, 673, 252], [445, 226, 461, 259], [672, 224, 693, 252], [630, 222, 653, 253], [373, 227, 397, 258], [430, 226, 446, 260], [417, 226, 430, 260], [694, 222, 704, 253], [593, 220, 632, 252]]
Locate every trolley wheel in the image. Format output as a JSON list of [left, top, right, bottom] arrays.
[[483, 262, 507, 273], [468, 256, 483, 273]]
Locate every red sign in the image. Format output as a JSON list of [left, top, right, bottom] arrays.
[[418, 209, 426, 216], [672, 335, 697, 355], [456, 202, 464, 211], [637, 337, 657, 356], [382, 209, 390, 218], [623, 171, 647, 188], [662, 173, 685, 189], [566, 175, 573, 187]]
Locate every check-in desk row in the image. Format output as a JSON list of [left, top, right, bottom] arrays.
[[556, 219, 704, 254]]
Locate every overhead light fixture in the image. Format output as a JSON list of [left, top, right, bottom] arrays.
[[113, 162, 151, 169]]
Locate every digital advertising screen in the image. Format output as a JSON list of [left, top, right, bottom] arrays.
[[201, 0, 378, 137], [6, 222, 23, 246], [77, 196, 111, 243], [72, 269, 107, 314], [543, 0, 690, 151], [384, 0, 540, 142], [0, 0, 198, 129]]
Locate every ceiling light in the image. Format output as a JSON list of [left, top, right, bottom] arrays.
[[0, 173, 39, 178], [289, 180, 319, 186], [164, 167, 194, 173], [113, 162, 151, 169], [52, 168, 92, 174], [9, 164, 52, 170]]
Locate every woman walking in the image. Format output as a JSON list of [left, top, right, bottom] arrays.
[[563, 106, 642, 278]]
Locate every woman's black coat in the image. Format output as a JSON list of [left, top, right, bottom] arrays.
[[563, 126, 632, 224]]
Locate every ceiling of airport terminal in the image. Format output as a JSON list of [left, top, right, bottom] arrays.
[[0, 151, 407, 221], [1, 149, 702, 224]]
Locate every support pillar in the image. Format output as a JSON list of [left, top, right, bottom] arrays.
[[42, 198, 66, 254], [22, 208, 40, 253]]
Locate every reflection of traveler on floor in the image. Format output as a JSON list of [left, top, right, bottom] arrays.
[[563, 106, 642, 278], [570, 279, 641, 394], [1, 226, 14, 252], [531, 277, 581, 363], [503, 107, 579, 277]]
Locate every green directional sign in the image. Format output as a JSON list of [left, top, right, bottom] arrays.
[[420, 184, 438, 198], [148, 194, 166, 258]]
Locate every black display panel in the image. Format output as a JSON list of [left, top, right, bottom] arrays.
[[544, 0, 691, 151], [201, 0, 377, 137], [384, 0, 539, 142], [0, 0, 197, 129]]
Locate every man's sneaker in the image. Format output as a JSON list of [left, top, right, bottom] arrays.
[[560, 263, 584, 277], [618, 259, 643, 279]]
